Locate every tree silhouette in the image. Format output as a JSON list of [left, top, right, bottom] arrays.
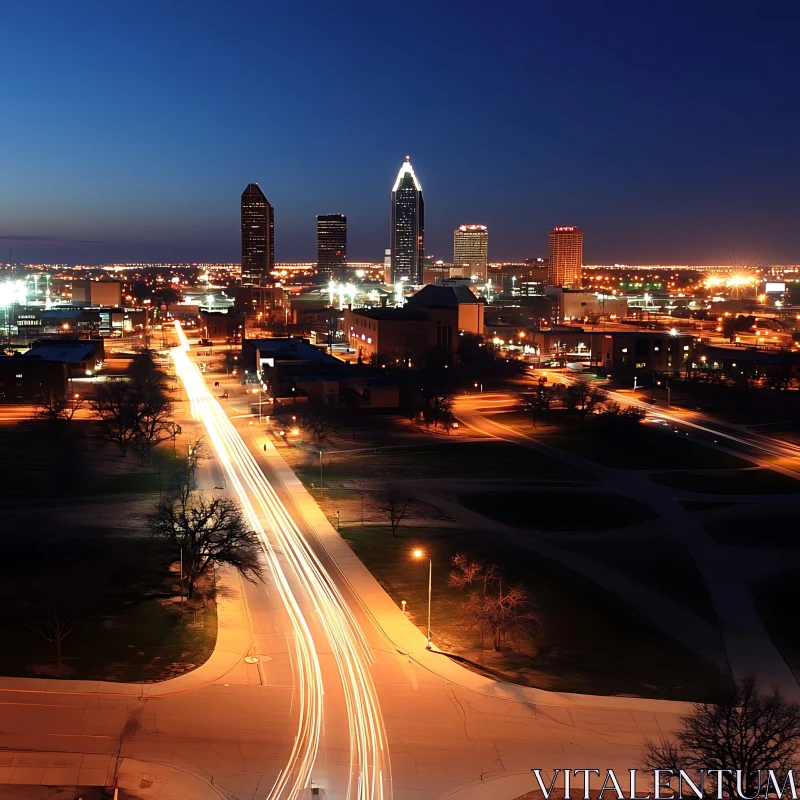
[[645, 677, 800, 799]]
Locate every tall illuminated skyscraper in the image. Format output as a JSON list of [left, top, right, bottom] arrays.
[[241, 183, 274, 287], [390, 156, 424, 284], [317, 214, 347, 281], [453, 224, 489, 282], [548, 226, 583, 287]]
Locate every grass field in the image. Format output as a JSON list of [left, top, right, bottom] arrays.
[[0, 532, 216, 682], [534, 417, 749, 470], [0, 420, 216, 683], [705, 508, 800, 547], [553, 537, 717, 623], [0, 420, 180, 504], [752, 568, 800, 679], [679, 500, 737, 512], [342, 524, 729, 700], [460, 490, 656, 531], [651, 468, 800, 495], [288, 439, 597, 490]]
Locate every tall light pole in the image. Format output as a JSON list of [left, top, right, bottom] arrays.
[[412, 549, 432, 649]]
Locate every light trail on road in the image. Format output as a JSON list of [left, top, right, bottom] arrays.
[[532, 369, 800, 465], [171, 322, 389, 800]]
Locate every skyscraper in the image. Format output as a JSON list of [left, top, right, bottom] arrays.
[[548, 226, 583, 287], [453, 225, 489, 282], [390, 156, 424, 285], [317, 214, 347, 281], [241, 183, 274, 287]]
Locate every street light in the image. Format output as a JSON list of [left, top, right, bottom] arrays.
[[412, 549, 433, 649]]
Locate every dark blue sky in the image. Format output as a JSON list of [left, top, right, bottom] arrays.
[[2, 1, 799, 265]]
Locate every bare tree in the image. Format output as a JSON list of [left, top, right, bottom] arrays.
[[36, 393, 86, 423], [133, 396, 175, 464], [449, 554, 541, 653], [147, 463, 264, 598], [448, 553, 484, 590], [563, 379, 607, 420], [378, 486, 411, 538], [424, 393, 453, 430], [464, 585, 538, 651], [645, 677, 800, 799], [92, 351, 174, 460], [23, 597, 86, 671], [91, 378, 141, 455], [307, 411, 338, 448], [519, 383, 557, 428]]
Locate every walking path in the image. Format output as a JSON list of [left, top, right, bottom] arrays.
[[452, 397, 800, 696]]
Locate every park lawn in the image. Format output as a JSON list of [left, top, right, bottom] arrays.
[[679, 500, 737, 512], [705, 507, 800, 546], [752, 568, 800, 679], [651, 468, 800, 495], [0, 420, 181, 504], [553, 537, 717, 624], [459, 490, 656, 531], [539, 418, 749, 470], [289, 439, 595, 491], [0, 529, 216, 683], [342, 525, 729, 701]]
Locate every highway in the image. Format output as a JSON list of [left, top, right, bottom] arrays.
[[172, 321, 389, 800]]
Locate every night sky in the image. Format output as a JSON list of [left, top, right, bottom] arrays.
[[2, 1, 799, 266]]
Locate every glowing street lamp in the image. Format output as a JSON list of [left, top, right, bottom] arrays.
[[412, 549, 433, 649]]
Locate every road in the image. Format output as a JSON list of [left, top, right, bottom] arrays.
[[172, 321, 389, 800], [525, 368, 800, 472]]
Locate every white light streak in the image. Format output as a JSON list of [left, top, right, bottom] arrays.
[[171, 322, 390, 800]]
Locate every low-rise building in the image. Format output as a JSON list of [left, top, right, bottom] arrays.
[[344, 284, 484, 365], [0, 355, 68, 403], [242, 337, 399, 410], [545, 287, 628, 323], [26, 339, 105, 377], [498, 327, 694, 379]]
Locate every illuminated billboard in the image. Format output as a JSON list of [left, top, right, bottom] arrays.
[[765, 282, 786, 293]]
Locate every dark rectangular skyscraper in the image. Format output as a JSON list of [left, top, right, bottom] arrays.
[[317, 214, 347, 281], [241, 183, 274, 286], [390, 156, 424, 285]]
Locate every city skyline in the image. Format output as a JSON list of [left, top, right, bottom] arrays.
[[2, 2, 800, 266]]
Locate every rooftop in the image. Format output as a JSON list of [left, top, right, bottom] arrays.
[[246, 337, 340, 364], [408, 283, 481, 308], [26, 341, 99, 362], [347, 307, 428, 322]]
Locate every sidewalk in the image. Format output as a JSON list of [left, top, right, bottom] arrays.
[[0, 753, 229, 799]]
